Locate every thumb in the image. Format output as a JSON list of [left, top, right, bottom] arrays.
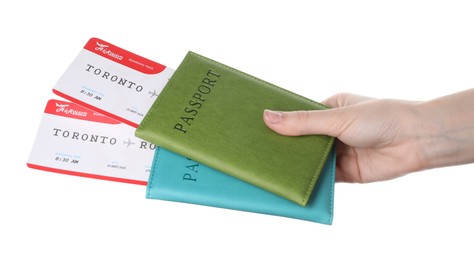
[[263, 109, 345, 137]]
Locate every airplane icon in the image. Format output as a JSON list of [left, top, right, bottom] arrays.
[[96, 42, 109, 49], [123, 138, 135, 148], [56, 103, 69, 108], [148, 90, 159, 98]]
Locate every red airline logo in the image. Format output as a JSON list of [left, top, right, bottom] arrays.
[[44, 99, 120, 125], [83, 37, 166, 75]]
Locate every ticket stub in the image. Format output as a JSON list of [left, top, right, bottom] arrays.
[[53, 37, 174, 128], [27, 99, 157, 185]]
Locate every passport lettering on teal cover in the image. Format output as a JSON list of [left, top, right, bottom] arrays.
[[136, 52, 335, 206], [147, 147, 336, 224]]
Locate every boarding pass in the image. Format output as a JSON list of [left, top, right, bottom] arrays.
[[27, 99, 156, 185], [53, 37, 175, 128]]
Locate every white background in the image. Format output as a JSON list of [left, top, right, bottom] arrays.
[[1, 1, 473, 259]]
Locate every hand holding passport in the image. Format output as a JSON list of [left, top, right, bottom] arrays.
[[28, 38, 336, 224]]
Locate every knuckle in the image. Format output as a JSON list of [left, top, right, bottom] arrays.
[[296, 110, 310, 135]]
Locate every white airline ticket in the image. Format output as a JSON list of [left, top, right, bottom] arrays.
[[53, 37, 175, 128], [27, 99, 156, 185]]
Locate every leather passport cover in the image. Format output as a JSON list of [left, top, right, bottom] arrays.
[[147, 147, 336, 224], [135, 52, 335, 206]]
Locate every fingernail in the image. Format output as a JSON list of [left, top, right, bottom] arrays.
[[264, 109, 283, 124]]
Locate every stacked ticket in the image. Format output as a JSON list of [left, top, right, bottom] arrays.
[[28, 38, 174, 184]]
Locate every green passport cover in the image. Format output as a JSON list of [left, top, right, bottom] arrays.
[[135, 52, 335, 206]]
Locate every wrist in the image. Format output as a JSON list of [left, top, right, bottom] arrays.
[[415, 92, 474, 170]]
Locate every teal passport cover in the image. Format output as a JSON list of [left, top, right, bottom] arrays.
[[147, 147, 335, 224], [136, 52, 335, 206]]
